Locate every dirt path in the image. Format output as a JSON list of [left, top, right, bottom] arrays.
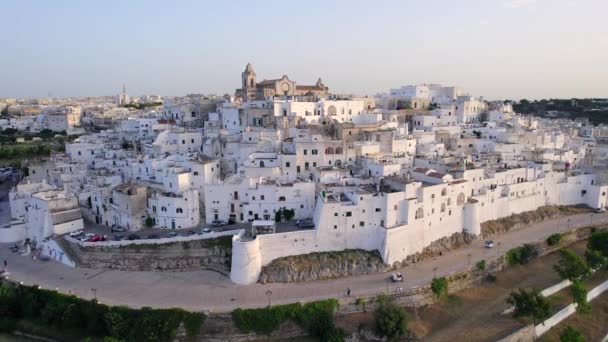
[[412, 241, 588, 342]]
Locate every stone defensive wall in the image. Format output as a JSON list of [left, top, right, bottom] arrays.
[[61, 229, 242, 273]]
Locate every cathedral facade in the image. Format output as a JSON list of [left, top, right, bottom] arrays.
[[235, 63, 329, 101]]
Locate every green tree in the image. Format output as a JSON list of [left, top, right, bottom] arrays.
[[560, 325, 585, 342], [375, 300, 408, 340], [570, 281, 590, 314], [431, 277, 448, 299], [506, 288, 551, 324], [145, 216, 154, 228], [554, 248, 590, 281], [585, 249, 608, 270], [476, 260, 486, 271], [506, 244, 536, 265], [587, 231, 608, 256]]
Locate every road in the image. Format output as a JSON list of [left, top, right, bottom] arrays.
[[1, 211, 607, 313]]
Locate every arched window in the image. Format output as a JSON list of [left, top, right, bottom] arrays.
[[441, 203, 446, 212], [457, 193, 465, 205], [441, 188, 447, 196], [259, 160, 265, 167], [161, 206, 167, 212], [335, 147, 343, 154], [325, 147, 334, 154], [415, 207, 424, 219], [327, 105, 337, 116], [176, 208, 183, 214]]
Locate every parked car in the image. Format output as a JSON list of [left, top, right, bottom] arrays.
[[167, 231, 178, 238], [298, 221, 315, 229], [127, 234, 141, 240], [200, 228, 212, 234], [111, 225, 126, 233], [86, 235, 102, 242], [484, 240, 495, 248], [146, 234, 160, 239], [69, 230, 84, 238], [594, 207, 606, 213], [210, 220, 227, 227], [389, 272, 404, 282], [80, 233, 95, 241]]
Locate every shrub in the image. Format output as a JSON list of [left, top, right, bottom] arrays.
[[560, 325, 585, 342], [485, 274, 497, 282], [232, 299, 341, 338], [588, 231, 608, 256], [554, 248, 590, 281], [375, 300, 408, 340], [506, 288, 551, 324], [431, 277, 448, 299], [476, 260, 486, 271], [547, 233, 562, 246], [585, 249, 608, 270], [570, 281, 591, 314], [0, 281, 205, 341], [506, 244, 536, 265], [355, 297, 366, 312]]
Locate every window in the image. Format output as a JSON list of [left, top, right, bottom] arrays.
[[441, 188, 447, 196], [261, 195, 265, 200], [334, 213, 338, 217], [78, 151, 81, 156], [194, 171, 199, 176], [375, 208, 381, 212], [359, 221, 365, 227], [286, 162, 290, 167], [457, 193, 465, 205], [312, 149, 318, 155], [441, 203, 446, 212], [303, 149, 308, 155], [334, 225, 337, 229], [279, 196, 286, 201], [161, 206, 167, 212], [182, 140, 186, 144], [191, 139, 194, 143], [176, 208, 183, 213], [346, 212, 352, 217], [415, 208, 424, 219], [581, 190, 587, 196]]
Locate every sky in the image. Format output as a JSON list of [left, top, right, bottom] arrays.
[[1, 0, 607, 100]]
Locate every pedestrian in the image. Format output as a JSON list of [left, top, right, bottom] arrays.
[[347, 288, 351, 296]]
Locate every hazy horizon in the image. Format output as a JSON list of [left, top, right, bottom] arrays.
[[2, 0, 607, 100]]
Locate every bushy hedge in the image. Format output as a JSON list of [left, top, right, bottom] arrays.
[[0, 281, 205, 341], [232, 299, 344, 340], [546, 233, 563, 246], [506, 243, 536, 265]]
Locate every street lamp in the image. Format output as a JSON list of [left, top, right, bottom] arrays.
[[265, 290, 272, 307]]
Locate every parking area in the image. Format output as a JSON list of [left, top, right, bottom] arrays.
[[77, 218, 314, 242]]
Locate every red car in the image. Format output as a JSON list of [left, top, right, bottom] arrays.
[[86, 234, 102, 242]]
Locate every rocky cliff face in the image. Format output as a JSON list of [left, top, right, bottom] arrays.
[[390, 232, 475, 269], [66, 237, 232, 273], [481, 205, 591, 238], [259, 249, 388, 284]]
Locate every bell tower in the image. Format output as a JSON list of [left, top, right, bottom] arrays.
[[242, 63, 257, 100]]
